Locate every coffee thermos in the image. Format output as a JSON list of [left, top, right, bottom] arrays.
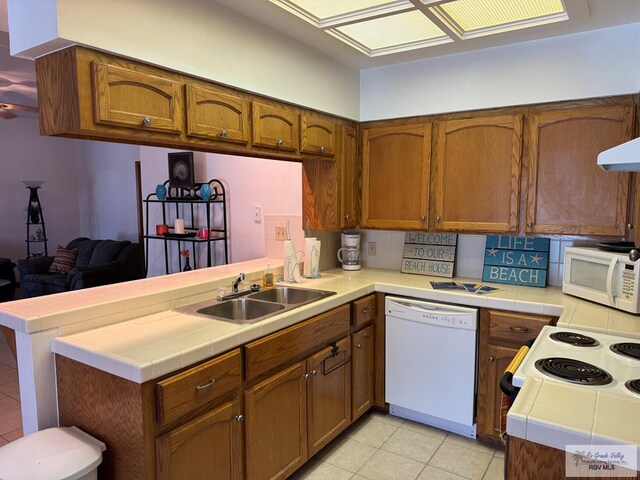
[[337, 232, 361, 271]]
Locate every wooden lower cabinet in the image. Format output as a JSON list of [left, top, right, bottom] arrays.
[[476, 309, 554, 445], [245, 337, 352, 479], [245, 362, 308, 480], [156, 399, 244, 480], [351, 325, 374, 422]]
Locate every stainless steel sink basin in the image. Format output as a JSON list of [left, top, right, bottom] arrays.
[[196, 298, 285, 323], [248, 286, 334, 305], [175, 286, 336, 324]]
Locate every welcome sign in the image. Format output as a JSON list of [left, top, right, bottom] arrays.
[[401, 233, 457, 278], [482, 236, 549, 287]]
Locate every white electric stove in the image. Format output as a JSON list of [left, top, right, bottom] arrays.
[[513, 325, 640, 399]]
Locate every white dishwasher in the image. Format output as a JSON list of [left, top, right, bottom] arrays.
[[385, 296, 478, 438]]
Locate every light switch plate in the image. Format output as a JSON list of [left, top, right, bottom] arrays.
[[254, 205, 262, 223]]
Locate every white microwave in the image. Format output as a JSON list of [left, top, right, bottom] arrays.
[[563, 247, 640, 314]]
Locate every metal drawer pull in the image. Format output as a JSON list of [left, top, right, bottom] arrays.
[[356, 343, 362, 349], [509, 326, 529, 333], [311, 369, 318, 376], [236, 415, 244, 423], [142, 116, 152, 126], [220, 129, 229, 138], [319, 146, 325, 153], [303, 373, 310, 380], [489, 356, 495, 363], [277, 139, 284, 146], [361, 307, 372, 314], [195, 378, 216, 391]]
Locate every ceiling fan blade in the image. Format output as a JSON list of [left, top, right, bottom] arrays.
[[0, 109, 17, 120]]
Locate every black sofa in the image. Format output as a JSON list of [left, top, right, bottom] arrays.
[[18, 237, 145, 298]]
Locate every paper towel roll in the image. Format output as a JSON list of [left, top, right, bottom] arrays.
[[304, 238, 321, 278], [284, 240, 301, 283]]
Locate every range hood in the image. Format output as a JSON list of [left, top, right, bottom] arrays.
[[597, 137, 640, 171]]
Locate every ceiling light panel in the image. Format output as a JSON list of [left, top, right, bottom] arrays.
[[271, 0, 411, 23], [436, 0, 566, 34], [332, 10, 448, 53]]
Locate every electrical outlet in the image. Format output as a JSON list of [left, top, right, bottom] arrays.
[[368, 241, 377, 256], [254, 205, 262, 223], [275, 226, 286, 241]]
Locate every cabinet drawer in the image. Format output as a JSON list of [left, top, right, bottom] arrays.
[[488, 310, 553, 347], [245, 305, 350, 381], [352, 295, 376, 329], [156, 349, 241, 425]]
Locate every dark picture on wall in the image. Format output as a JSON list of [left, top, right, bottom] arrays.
[[168, 152, 195, 189]]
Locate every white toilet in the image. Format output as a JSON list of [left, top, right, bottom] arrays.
[[0, 426, 105, 480]]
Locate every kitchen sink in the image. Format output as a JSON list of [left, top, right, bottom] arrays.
[[175, 286, 336, 324], [196, 298, 285, 322], [248, 286, 334, 305]]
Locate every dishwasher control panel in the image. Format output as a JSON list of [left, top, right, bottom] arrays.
[[385, 297, 477, 330]]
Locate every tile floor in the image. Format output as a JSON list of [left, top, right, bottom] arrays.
[[292, 412, 504, 480], [0, 333, 22, 447]]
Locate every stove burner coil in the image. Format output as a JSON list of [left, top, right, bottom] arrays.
[[625, 379, 640, 395], [610, 343, 640, 361], [549, 332, 599, 347], [534, 357, 612, 385]]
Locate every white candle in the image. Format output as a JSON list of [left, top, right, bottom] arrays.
[[174, 218, 185, 234]]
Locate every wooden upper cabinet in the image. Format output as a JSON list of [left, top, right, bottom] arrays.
[[92, 62, 183, 134], [341, 125, 359, 229], [252, 101, 299, 152], [431, 114, 523, 232], [525, 104, 634, 236], [301, 113, 335, 157], [362, 123, 431, 230], [185, 84, 249, 144]]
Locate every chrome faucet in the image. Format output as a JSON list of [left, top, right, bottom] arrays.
[[231, 273, 245, 295]]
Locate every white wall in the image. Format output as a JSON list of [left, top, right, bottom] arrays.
[[74, 140, 140, 242], [8, 0, 360, 119], [360, 23, 640, 120], [140, 147, 302, 277], [0, 116, 81, 262]]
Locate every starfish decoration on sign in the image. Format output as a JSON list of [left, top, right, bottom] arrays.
[[530, 254, 543, 265], [487, 248, 498, 257]]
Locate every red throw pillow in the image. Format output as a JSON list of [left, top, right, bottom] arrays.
[[48, 245, 79, 274]]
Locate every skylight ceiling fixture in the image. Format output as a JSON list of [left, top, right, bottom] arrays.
[[430, 0, 568, 39], [269, 0, 570, 56]]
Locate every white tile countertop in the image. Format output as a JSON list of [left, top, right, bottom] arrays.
[[3, 259, 640, 450]]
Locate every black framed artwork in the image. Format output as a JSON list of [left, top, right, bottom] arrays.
[[168, 152, 195, 189]]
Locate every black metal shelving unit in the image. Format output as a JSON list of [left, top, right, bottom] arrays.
[[24, 184, 49, 258], [143, 179, 229, 274]]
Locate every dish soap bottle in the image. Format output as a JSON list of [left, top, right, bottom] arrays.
[[263, 263, 274, 289]]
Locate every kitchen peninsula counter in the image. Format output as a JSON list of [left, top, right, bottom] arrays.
[[1, 259, 639, 434]]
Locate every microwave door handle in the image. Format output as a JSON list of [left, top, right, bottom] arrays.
[[606, 258, 617, 305]]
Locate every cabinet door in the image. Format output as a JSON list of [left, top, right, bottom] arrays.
[[341, 125, 359, 229], [525, 105, 633, 236], [476, 343, 517, 445], [92, 62, 182, 133], [252, 101, 299, 152], [245, 362, 307, 480], [156, 399, 243, 480], [431, 115, 523, 232], [362, 123, 431, 229], [351, 325, 374, 422], [185, 84, 249, 144], [301, 113, 335, 157], [307, 337, 351, 457]]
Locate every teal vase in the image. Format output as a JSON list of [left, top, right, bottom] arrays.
[[200, 183, 211, 201], [155, 184, 167, 200]]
